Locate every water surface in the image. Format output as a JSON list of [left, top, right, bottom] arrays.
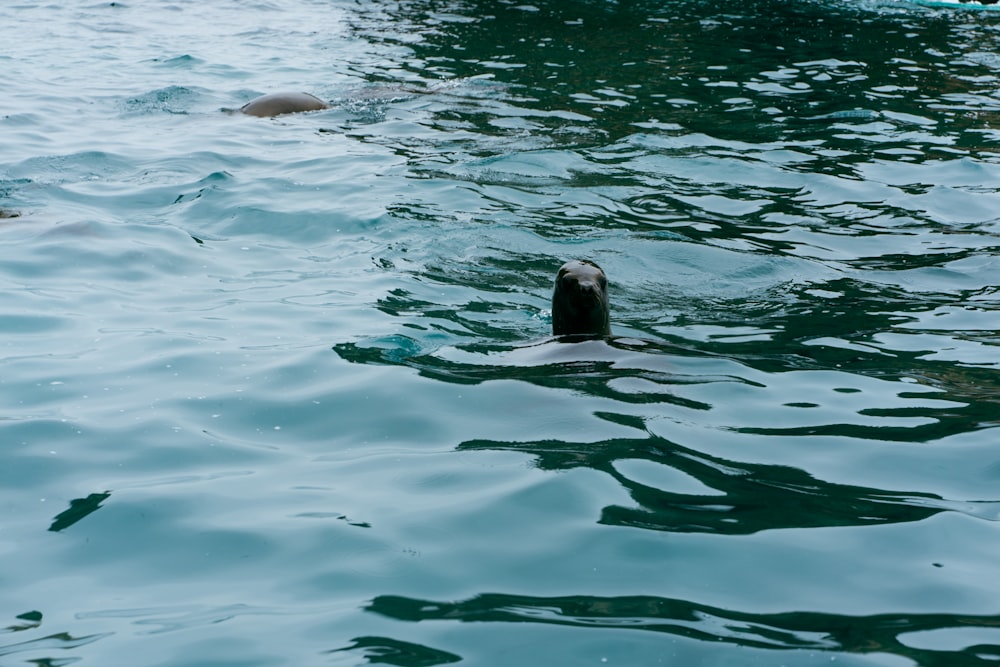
[[3, 0, 1000, 665]]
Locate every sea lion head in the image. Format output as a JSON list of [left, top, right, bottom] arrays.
[[551, 260, 611, 337], [239, 92, 329, 117]]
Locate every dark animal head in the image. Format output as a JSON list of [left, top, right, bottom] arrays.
[[551, 260, 611, 337]]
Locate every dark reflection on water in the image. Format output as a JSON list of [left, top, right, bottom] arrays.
[[2, 611, 42, 634], [367, 593, 1000, 665], [329, 636, 462, 666], [348, 0, 1000, 148], [334, 312, 984, 444], [0, 629, 112, 663], [334, 336, 717, 410], [459, 435, 945, 533], [47, 491, 111, 533]]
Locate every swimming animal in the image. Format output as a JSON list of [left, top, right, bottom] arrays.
[[239, 92, 329, 117], [551, 260, 611, 337]]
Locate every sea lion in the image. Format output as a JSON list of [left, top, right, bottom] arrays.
[[239, 92, 329, 117], [552, 260, 611, 337]]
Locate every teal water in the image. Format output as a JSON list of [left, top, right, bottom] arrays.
[[3, 0, 1000, 665]]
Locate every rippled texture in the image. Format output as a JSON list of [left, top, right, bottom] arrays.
[[3, 0, 1000, 665]]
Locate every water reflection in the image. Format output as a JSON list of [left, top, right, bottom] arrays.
[[0, 628, 112, 664], [367, 592, 1000, 664], [329, 636, 462, 665], [47, 492, 111, 533], [458, 434, 955, 533], [334, 296, 977, 445], [335, 335, 719, 410], [3, 611, 41, 634], [348, 0, 1000, 145]]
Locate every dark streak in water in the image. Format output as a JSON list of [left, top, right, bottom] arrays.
[[459, 435, 949, 534], [328, 636, 462, 666], [48, 492, 111, 533], [366, 593, 1000, 664]]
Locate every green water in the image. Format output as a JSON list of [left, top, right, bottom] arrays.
[[2, 0, 1000, 665]]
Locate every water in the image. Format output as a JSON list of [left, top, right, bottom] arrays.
[[3, 0, 1000, 664]]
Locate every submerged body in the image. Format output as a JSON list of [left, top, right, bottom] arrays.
[[240, 92, 329, 117], [551, 260, 611, 337]]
